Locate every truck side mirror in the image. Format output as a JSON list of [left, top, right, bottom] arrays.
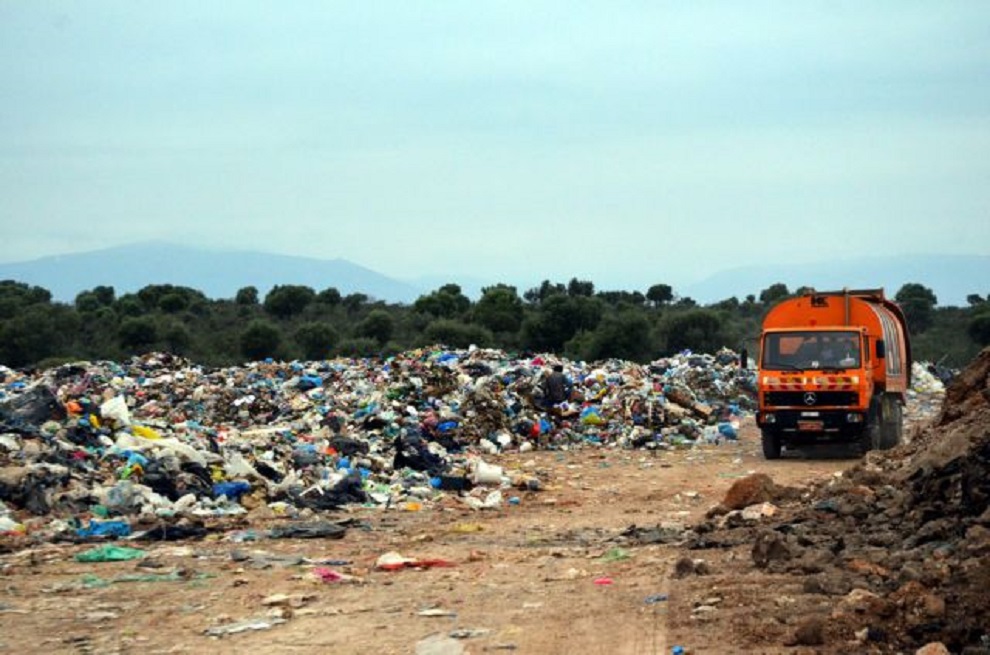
[[876, 339, 886, 359]]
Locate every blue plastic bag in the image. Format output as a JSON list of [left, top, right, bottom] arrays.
[[212, 480, 251, 501], [298, 375, 323, 390], [717, 423, 738, 440], [77, 520, 132, 539]]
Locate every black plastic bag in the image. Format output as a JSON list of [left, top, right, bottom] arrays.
[[392, 433, 446, 475], [0, 385, 65, 426]]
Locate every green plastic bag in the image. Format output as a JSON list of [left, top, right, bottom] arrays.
[[75, 545, 146, 562], [599, 547, 631, 563]]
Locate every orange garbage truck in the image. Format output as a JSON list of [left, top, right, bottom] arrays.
[[756, 289, 911, 459]]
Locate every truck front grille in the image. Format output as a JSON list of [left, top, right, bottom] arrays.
[[764, 391, 859, 407]]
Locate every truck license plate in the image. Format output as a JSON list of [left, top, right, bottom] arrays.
[[798, 420, 824, 432]]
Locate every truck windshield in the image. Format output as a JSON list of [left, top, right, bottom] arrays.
[[762, 331, 861, 371]]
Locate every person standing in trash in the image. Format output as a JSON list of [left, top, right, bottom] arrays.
[[541, 365, 571, 428], [542, 365, 569, 406]]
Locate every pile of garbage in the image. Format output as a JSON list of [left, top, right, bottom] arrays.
[[689, 349, 988, 653], [0, 347, 755, 540], [905, 361, 949, 425]]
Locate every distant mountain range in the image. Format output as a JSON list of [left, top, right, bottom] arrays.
[[0, 243, 985, 308], [0, 241, 422, 304]]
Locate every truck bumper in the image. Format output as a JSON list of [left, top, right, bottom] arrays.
[[758, 409, 868, 441]]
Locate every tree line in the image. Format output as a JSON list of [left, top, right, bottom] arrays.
[[0, 278, 987, 370]]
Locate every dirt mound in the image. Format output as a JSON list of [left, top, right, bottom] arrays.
[[940, 347, 990, 426], [689, 347, 990, 653], [887, 347, 990, 475]]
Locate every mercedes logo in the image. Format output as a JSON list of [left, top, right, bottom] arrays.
[[803, 392, 817, 406]]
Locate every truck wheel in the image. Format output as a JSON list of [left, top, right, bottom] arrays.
[[761, 429, 782, 460], [861, 397, 882, 455], [879, 396, 903, 450], [861, 422, 881, 455]]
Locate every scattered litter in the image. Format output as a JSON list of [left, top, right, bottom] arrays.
[[267, 521, 348, 540], [260, 593, 314, 608], [418, 608, 458, 617], [204, 616, 288, 637], [80, 571, 186, 587], [740, 502, 778, 522], [76, 520, 132, 539], [229, 549, 305, 568], [449, 628, 492, 639], [75, 545, 146, 562], [134, 525, 208, 541], [376, 551, 457, 571], [599, 547, 631, 563], [312, 567, 358, 583]]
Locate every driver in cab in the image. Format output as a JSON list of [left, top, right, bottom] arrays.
[[822, 335, 859, 368]]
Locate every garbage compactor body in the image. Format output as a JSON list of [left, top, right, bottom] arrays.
[[756, 289, 911, 459]]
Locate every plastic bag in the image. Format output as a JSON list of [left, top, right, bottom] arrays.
[[131, 425, 161, 440], [75, 545, 146, 562], [0, 385, 65, 425], [76, 520, 132, 539], [100, 396, 132, 426], [580, 406, 605, 426]]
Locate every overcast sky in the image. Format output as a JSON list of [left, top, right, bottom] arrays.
[[1, 2, 988, 292]]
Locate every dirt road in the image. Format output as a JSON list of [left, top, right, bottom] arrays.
[[0, 419, 865, 654]]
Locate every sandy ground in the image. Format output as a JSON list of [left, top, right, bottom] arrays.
[[0, 419, 866, 655]]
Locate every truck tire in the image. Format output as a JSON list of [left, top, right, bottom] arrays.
[[761, 429, 782, 460], [860, 397, 882, 455], [879, 395, 903, 450]]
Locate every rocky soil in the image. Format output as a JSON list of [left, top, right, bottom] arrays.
[[673, 348, 990, 654]]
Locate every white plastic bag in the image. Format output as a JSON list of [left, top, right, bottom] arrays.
[[100, 395, 132, 426]]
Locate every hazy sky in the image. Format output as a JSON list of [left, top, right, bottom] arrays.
[[1, 2, 988, 292]]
